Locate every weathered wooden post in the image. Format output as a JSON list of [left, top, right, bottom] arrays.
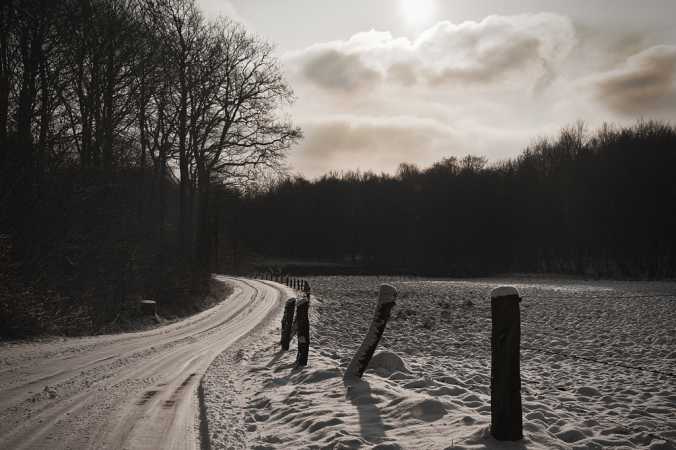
[[303, 280, 311, 299], [490, 286, 523, 441], [344, 284, 397, 379], [280, 298, 297, 350], [295, 297, 310, 366]]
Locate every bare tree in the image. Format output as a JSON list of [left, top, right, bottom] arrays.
[[191, 19, 301, 266]]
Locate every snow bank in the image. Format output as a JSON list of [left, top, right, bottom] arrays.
[[367, 351, 410, 377]]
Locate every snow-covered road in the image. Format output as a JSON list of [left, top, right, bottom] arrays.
[[0, 276, 286, 450]]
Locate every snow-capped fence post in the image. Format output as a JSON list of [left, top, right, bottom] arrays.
[[344, 283, 397, 379], [295, 297, 310, 366], [140, 299, 157, 316], [490, 286, 523, 441], [281, 298, 297, 350]]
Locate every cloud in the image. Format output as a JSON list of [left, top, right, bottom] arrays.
[[288, 115, 537, 178], [286, 13, 577, 93], [289, 116, 454, 176], [388, 62, 418, 86], [596, 45, 676, 114], [414, 14, 575, 86], [301, 49, 381, 92]]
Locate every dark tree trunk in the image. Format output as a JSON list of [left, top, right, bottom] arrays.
[[177, 54, 190, 263], [138, 80, 147, 171], [0, 0, 12, 150], [16, 23, 42, 163], [195, 171, 210, 271], [102, 45, 115, 177], [37, 53, 50, 177]]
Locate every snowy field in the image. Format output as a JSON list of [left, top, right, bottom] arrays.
[[202, 276, 676, 449]]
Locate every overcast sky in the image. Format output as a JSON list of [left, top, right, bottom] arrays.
[[198, 0, 676, 178]]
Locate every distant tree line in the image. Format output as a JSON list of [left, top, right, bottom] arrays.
[[239, 121, 676, 278], [0, 0, 299, 336]]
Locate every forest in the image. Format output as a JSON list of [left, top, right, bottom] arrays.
[[239, 121, 676, 278], [0, 0, 300, 337]]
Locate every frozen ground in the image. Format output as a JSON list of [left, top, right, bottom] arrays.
[[202, 276, 676, 449], [0, 276, 289, 450]]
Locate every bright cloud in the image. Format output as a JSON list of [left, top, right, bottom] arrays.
[[287, 14, 577, 92]]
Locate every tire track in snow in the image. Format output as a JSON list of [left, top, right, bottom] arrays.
[[0, 276, 287, 450]]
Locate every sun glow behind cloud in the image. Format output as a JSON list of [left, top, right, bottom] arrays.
[[398, 0, 437, 28]]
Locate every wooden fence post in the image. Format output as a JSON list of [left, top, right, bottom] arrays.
[[490, 286, 523, 441], [295, 297, 310, 366], [140, 299, 157, 316], [344, 284, 397, 379], [280, 298, 297, 350]]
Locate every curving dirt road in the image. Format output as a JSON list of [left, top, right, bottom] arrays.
[[0, 277, 287, 450]]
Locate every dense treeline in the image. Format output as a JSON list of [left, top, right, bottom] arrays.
[[0, 0, 299, 337], [240, 121, 676, 278]]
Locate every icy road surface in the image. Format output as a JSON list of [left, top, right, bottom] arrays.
[[0, 276, 286, 450]]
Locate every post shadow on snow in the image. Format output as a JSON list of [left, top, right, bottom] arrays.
[[343, 377, 387, 444], [265, 349, 286, 368], [273, 360, 300, 372]]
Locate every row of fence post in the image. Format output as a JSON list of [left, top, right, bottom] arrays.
[[272, 279, 523, 442], [256, 272, 311, 298], [265, 273, 311, 367]]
